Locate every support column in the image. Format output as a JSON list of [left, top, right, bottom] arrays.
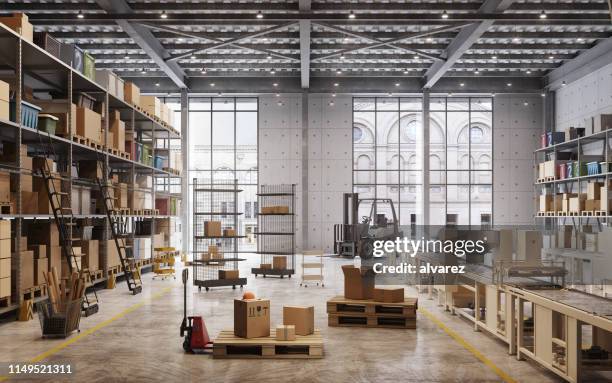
[[301, 92, 309, 250], [180, 89, 189, 255], [422, 90, 431, 227], [544, 90, 555, 133]]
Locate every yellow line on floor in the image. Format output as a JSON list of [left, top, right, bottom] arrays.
[[0, 286, 174, 382], [419, 307, 517, 383]]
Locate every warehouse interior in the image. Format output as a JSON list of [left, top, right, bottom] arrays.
[[1, 1, 612, 382]]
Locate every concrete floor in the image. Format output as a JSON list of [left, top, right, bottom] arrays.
[[0, 256, 608, 382]]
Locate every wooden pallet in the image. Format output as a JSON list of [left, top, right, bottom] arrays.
[[22, 284, 47, 301], [213, 329, 323, 359], [89, 140, 103, 150], [328, 313, 416, 329], [112, 207, 131, 215], [0, 202, 12, 214], [162, 167, 181, 176], [0, 296, 11, 308], [536, 178, 545, 184], [557, 211, 567, 216], [326, 296, 418, 318], [546, 211, 556, 216], [119, 151, 130, 160], [72, 134, 88, 146], [108, 148, 120, 156], [581, 211, 594, 216], [594, 210, 609, 217], [536, 211, 547, 217], [544, 176, 556, 182], [568, 211, 580, 216]]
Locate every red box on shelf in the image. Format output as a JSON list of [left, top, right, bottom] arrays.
[[541, 133, 547, 148], [155, 198, 168, 215], [558, 163, 567, 179]]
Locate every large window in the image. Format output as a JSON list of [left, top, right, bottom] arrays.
[[353, 96, 492, 228], [188, 97, 258, 251]]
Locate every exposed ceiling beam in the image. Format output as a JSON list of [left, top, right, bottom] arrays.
[[311, 24, 470, 62], [162, 22, 297, 61], [25, 13, 609, 22], [299, 0, 311, 89], [546, 36, 612, 90], [423, 0, 516, 88], [94, 0, 187, 88], [138, 23, 299, 62]]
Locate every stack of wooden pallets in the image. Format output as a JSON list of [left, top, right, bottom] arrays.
[[326, 295, 417, 329]]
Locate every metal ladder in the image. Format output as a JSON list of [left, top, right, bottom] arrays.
[[38, 157, 99, 316], [95, 158, 142, 295]]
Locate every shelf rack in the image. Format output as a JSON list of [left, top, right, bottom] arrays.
[[192, 179, 246, 291], [0, 24, 182, 315], [251, 184, 296, 278]]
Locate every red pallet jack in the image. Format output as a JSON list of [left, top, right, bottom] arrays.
[[180, 269, 213, 353]]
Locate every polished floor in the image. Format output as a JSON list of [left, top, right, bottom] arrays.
[[0, 256, 604, 382]]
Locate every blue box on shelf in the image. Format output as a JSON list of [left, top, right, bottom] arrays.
[[566, 162, 574, 178], [9, 99, 42, 129], [587, 162, 600, 176], [547, 132, 565, 146], [154, 155, 166, 169]]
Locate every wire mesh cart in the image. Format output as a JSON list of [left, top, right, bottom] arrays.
[[36, 298, 83, 338], [300, 250, 324, 287], [252, 184, 296, 278], [192, 179, 247, 291]]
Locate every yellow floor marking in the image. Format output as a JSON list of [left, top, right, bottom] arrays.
[[419, 307, 518, 383], [0, 286, 174, 382]]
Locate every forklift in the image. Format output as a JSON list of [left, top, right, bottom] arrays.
[[333, 193, 403, 259]]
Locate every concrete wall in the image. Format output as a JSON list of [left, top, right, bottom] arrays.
[[493, 94, 543, 225], [259, 93, 352, 252], [555, 61, 612, 130]]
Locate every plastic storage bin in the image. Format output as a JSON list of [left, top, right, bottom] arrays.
[[573, 162, 587, 177], [10, 100, 42, 129], [587, 161, 600, 175], [566, 162, 574, 178], [547, 132, 565, 146], [154, 155, 166, 169], [83, 52, 95, 80], [38, 114, 58, 134]]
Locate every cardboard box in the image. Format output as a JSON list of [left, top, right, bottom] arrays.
[[261, 205, 290, 214], [95, 70, 117, 95], [543, 160, 559, 179], [78, 160, 102, 179], [81, 240, 99, 272], [141, 95, 161, 118], [34, 175, 61, 214], [587, 182, 603, 200], [372, 287, 405, 303], [12, 173, 32, 192], [204, 221, 222, 237], [47, 246, 61, 274], [116, 183, 128, 208], [585, 199, 601, 212], [219, 269, 239, 279], [0, 172, 9, 202], [275, 325, 296, 341], [0, 80, 8, 102], [110, 115, 125, 152], [341, 265, 375, 300], [0, 257, 10, 279], [0, 13, 34, 42], [569, 196, 586, 212], [0, 220, 9, 239], [13, 191, 38, 214], [76, 107, 102, 143], [272, 256, 287, 270], [0, 238, 9, 259], [223, 229, 236, 237], [234, 299, 270, 338], [28, 244, 46, 259], [107, 240, 121, 268], [539, 194, 553, 212], [0, 100, 7, 121], [20, 250, 34, 289], [594, 114, 612, 132], [283, 306, 314, 336], [260, 263, 271, 270], [516, 230, 542, 265], [554, 195, 563, 212], [0, 277, 9, 298], [34, 257, 47, 285], [124, 82, 140, 106]]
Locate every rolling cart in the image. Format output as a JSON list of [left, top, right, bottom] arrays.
[[300, 250, 324, 287]]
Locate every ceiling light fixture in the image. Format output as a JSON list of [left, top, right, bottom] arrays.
[[217, 92, 222, 96], [273, 82, 278, 87], [77, 10, 84, 19], [507, 82, 512, 87], [124, 54, 130, 59], [160, 11, 168, 19], [441, 10, 449, 19], [524, 101, 529, 106], [513, 37, 520, 43], [539, 10, 547, 19], [210, 83, 216, 87], [256, 11, 263, 19], [329, 101, 335, 106], [492, 55, 498, 60], [562, 80, 567, 86], [541, 93, 546, 97], [549, 55, 554, 59], [348, 11, 356, 19], [413, 55, 419, 60], [387, 92, 393, 97], [270, 70, 276, 75], [332, 93, 336, 97], [201, 69, 207, 75], [333, 82, 339, 87], [395, 82, 400, 87], [337, 70, 342, 75], [474, 70, 480, 75], [191, 55, 196, 60], [141, 68, 146, 74], [267, 55, 272, 59], [577, 37, 584, 43], [403, 70, 409, 74], [426, 37, 433, 43], [340, 55, 345, 59], [460, 82, 465, 87], [276, 93, 280, 97], [491, 92, 496, 97], [448, 92, 453, 97], [155, 82, 160, 87], [526, 70, 532, 74]]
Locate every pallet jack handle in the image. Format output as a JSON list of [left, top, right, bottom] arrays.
[[180, 269, 188, 337]]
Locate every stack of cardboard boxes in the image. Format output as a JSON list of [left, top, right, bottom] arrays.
[[28, 222, 62, 279], [0, 80, 9, 121], [0, 13, 33, 42], [0, 221, 10, 301], [140, 95, 174, 127], [109, 110, 126, 153], [233, 296, 315, 341]]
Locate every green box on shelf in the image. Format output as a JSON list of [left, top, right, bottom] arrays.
[[38, 114, 58, 135], [572, 162, 587, 177], [83, 52, 95, 80]]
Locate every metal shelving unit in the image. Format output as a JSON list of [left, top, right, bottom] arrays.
[[192, 179, 246, 291], [0, 24, 182, 315], [252, 184, 296, 278]]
